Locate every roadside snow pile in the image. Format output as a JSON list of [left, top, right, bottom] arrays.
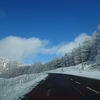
[[48, 64, 100, 80], [0, 63, 100, 100], [0, 73, 48, 100]]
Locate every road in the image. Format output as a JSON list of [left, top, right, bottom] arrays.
[[21, 73, 100, 100]]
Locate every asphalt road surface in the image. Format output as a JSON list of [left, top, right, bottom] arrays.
[[21, 73, 100, 100]]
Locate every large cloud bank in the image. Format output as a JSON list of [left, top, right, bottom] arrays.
[[0, 33, 90, 62]]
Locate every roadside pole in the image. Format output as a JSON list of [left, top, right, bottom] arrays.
[[62, 66, 63, 71]]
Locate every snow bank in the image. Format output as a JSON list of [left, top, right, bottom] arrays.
[[0, 64, 100, 100], [0, 73, 48, 100], [48, 64, 100, 80]]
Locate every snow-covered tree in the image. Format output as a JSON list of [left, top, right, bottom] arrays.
[[89, 31, 99, 61], [95, 31, 100, 66], [96, 50, 100, 66], [65, 53, 71, 67], [74, 48, 82, 64], [28, 62, 45, 73], [69, 50, 75, 66], [81, 37, 92, 62]]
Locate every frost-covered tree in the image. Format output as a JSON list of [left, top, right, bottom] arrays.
[[95, 31, 100, 66], [81, 37, 92, 62], [0, 65, 30, 78], [89, 31, 99, 61], [96, 50, 100, 66], [44, 61, 52, 70], [68, 50, 75, 66], [28, 62, 45, 73], [74, 48, 82, 64], [52, 58, 61, 68], [57, 56, 67, 67], [64, 53, 72, 67]]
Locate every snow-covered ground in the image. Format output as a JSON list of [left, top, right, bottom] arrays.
[[0, 64, 100, 100], [0, 73, 48, 100], [48, 63, 100, 80]]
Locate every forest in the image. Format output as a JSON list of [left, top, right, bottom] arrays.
[[0, 30, 100, 78]]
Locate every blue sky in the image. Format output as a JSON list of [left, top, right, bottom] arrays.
[[0, 0, 100, 64]]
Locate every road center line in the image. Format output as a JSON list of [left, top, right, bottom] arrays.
[[62, 75, 69, 79], [75, 81, 81, 84], [70, 79, 73, 81], [72, 85, 90, 100], [86, 87, 100, 94]]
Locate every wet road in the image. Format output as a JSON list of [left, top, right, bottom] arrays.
[[21, 73, 100, 100]]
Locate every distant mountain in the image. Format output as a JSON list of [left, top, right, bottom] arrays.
[[0, 57, 30, 78], [0, 57, 45, 78], [0, 57, 25, 72]]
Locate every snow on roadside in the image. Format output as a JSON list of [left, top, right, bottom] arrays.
[[0, 64, 100, 100], [47, 64, 100, 80], [0, 73, 48, 100]]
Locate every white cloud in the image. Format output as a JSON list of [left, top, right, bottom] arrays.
[[0, 33, 90, 62], [0, 36, 49, 61], [37, 33, 90, 55], [56, 33, 90, 55]]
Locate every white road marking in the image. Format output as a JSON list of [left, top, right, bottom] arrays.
[[46, 89, 51, 97], [86, 87, 100, 94], [67, 77, 69, 79], [62, 75, 69, 79], [66, 77, 69, 79], [72, 85, 90, 100], [70, 79, 73, 81], [75, 81, 81, 84]]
